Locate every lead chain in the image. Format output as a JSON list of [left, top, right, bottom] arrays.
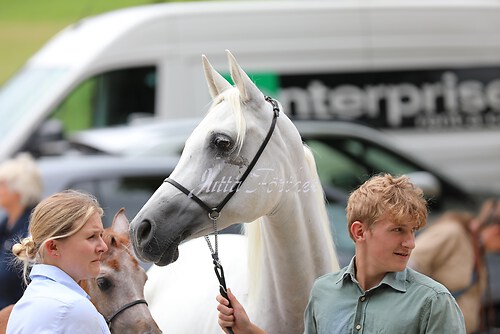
[[204, 217, 219, 260]]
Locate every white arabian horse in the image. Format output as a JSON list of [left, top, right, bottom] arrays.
[[129, 50, 339, 333]]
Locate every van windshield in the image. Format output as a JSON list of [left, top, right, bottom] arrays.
[[0, 68, 67, 140]]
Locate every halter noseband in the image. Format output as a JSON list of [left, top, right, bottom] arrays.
[[105, 299, 149, 328]]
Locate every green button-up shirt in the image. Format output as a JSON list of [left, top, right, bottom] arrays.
[[304, 257, 465, 334]]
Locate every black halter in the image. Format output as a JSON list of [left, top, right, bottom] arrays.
[[163, 96, 280, 334], [105, 299, 148, 328], [164, 96, 280, 220]]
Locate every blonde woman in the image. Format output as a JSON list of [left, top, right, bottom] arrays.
[[0, 153, 43, 309], [6, 190, 109, 334]]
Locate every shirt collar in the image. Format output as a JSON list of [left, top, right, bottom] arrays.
[[338, 256, 407, 293], [30, 264, 90, 299]]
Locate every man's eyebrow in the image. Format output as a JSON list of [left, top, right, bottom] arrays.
[[392, 223, 415, 228]]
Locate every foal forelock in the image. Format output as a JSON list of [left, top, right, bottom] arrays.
[[209, 88, 247, 154], [101, 232, 140, 270]]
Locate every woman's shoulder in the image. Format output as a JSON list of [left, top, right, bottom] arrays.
[[17, 280, 89, 310], [19, 271, 91, 312], [11, 286, 107, 333], [60, 297, 109, 332]]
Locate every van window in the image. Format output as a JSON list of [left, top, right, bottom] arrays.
[[0, 68, 66, 140], [51, 66, 156, 134], [307, 137, 419, 192]]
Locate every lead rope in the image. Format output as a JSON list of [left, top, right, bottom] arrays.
[[164, 97, 280, 334], [204, 213, 235, 334]]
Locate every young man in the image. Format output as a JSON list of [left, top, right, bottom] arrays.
[[217, 173, 466, 334]]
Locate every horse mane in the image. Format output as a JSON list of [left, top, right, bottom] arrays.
[[244, 216, 263, 305], [302, 145, 337, 264], [244, 145, 336, 304]]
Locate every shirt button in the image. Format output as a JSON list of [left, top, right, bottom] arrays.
[[356, 324, 362, 330], [360, 296, 366, 302]]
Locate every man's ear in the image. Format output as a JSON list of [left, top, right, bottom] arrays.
[[350, 221, 366, 242], [44, 240, 60, 258]]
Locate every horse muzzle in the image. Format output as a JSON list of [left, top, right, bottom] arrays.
[[130, 217, 181, 266]]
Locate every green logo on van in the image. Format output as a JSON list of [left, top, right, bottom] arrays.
[[222, 72, 279, 98]]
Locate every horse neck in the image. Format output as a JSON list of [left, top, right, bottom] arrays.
[[247, 149, 338, 333]]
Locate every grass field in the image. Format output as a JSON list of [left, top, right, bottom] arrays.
[[0, 0, 194, 85]]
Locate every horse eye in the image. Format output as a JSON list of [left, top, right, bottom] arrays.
[[96, 277, 112, 291], [211, 134, 234, 152]]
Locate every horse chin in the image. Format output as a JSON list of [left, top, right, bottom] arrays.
[[155, 245, 180, 267], [130, 237, 178, 265]]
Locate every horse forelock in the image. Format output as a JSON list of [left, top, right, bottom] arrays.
[[209, 88, 247, 154]]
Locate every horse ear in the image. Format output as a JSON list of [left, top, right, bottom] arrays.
[[111, 208, 130, 237], [226, 49, 264, 103], [202, 54, 232, 98]]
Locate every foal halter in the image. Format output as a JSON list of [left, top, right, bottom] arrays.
[[163, 96, 280, 334], [105, 299, 148, 328]]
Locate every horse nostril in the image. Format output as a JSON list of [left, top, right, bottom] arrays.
[[136, 219, 154, 248]]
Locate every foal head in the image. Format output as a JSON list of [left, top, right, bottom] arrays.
[[80, 208, 161, 334]]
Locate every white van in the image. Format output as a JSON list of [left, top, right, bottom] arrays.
[[1, 0, 500, 192]]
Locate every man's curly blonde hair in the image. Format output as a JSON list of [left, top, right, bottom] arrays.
[[346, 173, 428, 240]]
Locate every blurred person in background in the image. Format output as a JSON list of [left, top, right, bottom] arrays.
[[410, 199, 500, 333], [0, 153, 43, 309]]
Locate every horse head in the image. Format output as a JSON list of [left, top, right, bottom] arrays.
[[81, 208, 162, 333], [130, 50, 304, 266]]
